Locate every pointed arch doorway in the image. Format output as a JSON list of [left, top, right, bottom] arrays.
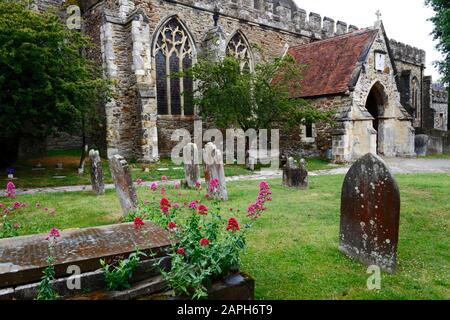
[[365, 82, 386, 155]]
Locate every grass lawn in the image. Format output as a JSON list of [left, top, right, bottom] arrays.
[[4, 149, 338, 189], [419, 153, 450, 159], [1, 174, 448, 300]]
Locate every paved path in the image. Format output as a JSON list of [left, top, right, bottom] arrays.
[[10, 157, 450, 196]]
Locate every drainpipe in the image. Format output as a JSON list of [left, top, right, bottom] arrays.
[[420, 64, 424, 130]]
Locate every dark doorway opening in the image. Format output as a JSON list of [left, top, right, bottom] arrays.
[[365, 83, 385, 154]]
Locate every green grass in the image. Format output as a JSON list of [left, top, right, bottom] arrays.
[[5, 149, 338, 189], [419, 153, 450, 159], [1, 173, 448, 300]]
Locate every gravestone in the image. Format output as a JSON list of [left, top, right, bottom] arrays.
[[89, 149, 105, 195], [203, 142, 228, 200], [282, 157, 308, 189], [109, 154, 138, 216], [339, 153, 400, 273], [415, 134, 429, 156], [182, 143, 201, 188]]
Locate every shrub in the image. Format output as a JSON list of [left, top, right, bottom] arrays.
[[141, 181, 272, 299]]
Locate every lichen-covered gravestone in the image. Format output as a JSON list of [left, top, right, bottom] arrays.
[[282, 157, 308, 189], [182, 143, 201, 188], [203, 142, 228, 201], [109, 154, 138, 216], [89, 149, 105, 195], [339, 153, 400, 273]]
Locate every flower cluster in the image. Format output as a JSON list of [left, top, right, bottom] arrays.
[[160, 198, 171, 214], [45, 227, 61, 241], [247, 181, 272, 219], [226, 218, 240, 232], [208, 178, 219, 194], [198, 204, 208, 216], [134, 217, 145, 229], [5, 182, 15, 199], [150, 182, 158, 191]]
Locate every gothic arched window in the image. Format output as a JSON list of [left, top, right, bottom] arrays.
[[226, 32, 252, 72], [155, 18, 194, 116]]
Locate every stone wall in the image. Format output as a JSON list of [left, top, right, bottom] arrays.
[[80, 0, 364, 161], [389, 39, 426, 129]]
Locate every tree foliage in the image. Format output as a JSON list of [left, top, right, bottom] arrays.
[[426, 0, 450, 84], [180, 54, 333, 132], [0, 1, 110, 159]]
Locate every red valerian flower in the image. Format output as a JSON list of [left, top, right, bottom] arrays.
[[226, 218, 240, 232], [150, 182, 158, 191], [160, 198, 171, 213], [177, 248, 185, 255], [198, 204, 208, 216], [45, 227, 61, 240], [189, 201, 198, 210], [134, 217, 145, 229], [168, 221, 177, 230], [161, 176, 168, 182], [136, 178, 143, 185], [199, 238, 210, 246]]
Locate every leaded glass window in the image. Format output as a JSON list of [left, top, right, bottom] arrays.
[[226, 32, 252, 72], [155, 18, 194, 116]]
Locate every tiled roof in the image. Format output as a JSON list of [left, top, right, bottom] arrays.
[[288, 29, 378, 98]]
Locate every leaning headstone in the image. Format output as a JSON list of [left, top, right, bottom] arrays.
[[109, 154, 138, 216], [89, 149, 105, 195], [339, 153, 400, 273], [182, 143, 201, 188], [415, 134, 429, 156], [203, 142, 228, 200], [282, 157, 308, 189]]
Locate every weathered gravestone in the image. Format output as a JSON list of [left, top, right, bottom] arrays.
[[203, 142, 228, 200], [182, 143, 201, 188], [339, 153, 400, 273], [415, 134, 429, 156], [282, 157, 308, 189], [89, 149, 105, 195], [109, 154, 138, 216]]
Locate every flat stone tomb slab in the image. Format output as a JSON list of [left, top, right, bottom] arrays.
[[0, 222, 171, 288]]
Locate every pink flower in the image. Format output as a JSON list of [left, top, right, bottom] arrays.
[[3, 208, 10, 215], [173, 202, 180, 209], [12, 202, 21, 209], [136, 178, 143, 185], [208, 178, 219, 193], [189, 201, 198, 210], [195, 181, 201, 189], [0, 203, 3, 208], [134, 217, 145, 229], [161, 176, 168, 182], [45, 227, 61, 240], [161, 187, 166, 195], [150, 182, 158, 191], [6, 181, 15, 198], [198, 204, 208, 216], [167, 221, 177, 230], [173, 181, 181, 189]]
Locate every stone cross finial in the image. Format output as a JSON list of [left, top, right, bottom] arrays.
[[375, 10, 382, 21]]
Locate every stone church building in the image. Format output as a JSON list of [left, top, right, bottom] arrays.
[[39, 0, 448, 162]]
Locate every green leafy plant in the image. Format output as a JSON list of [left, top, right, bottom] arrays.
[[36, 228, 61, 300], [142, 181, 272, 299], [100, 250, 146, 291], [0, 214, 19, 238], [35, 257, 59, 300]]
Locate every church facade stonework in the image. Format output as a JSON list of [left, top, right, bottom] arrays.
[[68, 0, 444, 162]]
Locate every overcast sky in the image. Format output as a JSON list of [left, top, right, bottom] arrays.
[[294, 0, 444, 81]]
